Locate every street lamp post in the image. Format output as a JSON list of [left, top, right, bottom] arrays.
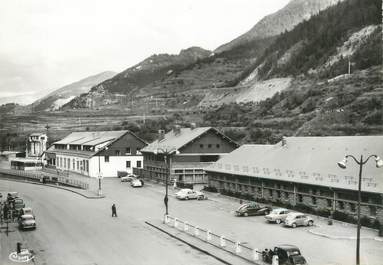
[[153, 147, 179, 216], [98, 154, 102, 196], [337, 154, 383, 265]]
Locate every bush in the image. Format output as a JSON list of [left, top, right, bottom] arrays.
[[202, 186, 218, 193]]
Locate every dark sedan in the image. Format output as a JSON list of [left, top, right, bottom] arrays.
[[235, 203, 272, 217]]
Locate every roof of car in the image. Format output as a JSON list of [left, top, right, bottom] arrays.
[[273, 208, 288, 212], [21, 214, 34, 218], [276, 244, 300, 250], [288, 212, 304, 216]]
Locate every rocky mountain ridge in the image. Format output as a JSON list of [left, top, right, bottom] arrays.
[[215, 0, 344, 53], [30, 71, 116, 111]]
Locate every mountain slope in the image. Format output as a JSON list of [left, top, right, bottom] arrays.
[[31, 71, 116, 111], [215, 0, 344, 53]]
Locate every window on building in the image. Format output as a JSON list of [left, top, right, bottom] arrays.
[[136, 147, 141, 154], [350, 203, 356, 212], [327, 199, 333, 208], [136, 161, 142, 168], [126, 147, 131, 154], [268, 189, 273, 197], [105, 156, 109, 162], [284, 192, 289, 200], [216, 144, 220, 148], [369, 206, 377, 216], [208, 144, 212, 148], [63, 158, 66, 168], [199, 144, 204, 148], [115, 150, 120, 156], [311, 196, 317, 205], [277, 190, 281, 198], [338, 201, 345, 210], [298, 194, 303, 203], [73, 159, 75, 169], [67, 158, 70, 169], [126, 161, 131, 168], [77, 161, 79, 170]]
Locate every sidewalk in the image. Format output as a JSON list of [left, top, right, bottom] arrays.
[[145, 219, 261, 265], [308, 222, 382, 241]]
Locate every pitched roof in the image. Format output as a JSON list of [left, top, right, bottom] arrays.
[[206, 136, 383, 194], [141, 127, 237, 153], [53, 131, 128, 146]]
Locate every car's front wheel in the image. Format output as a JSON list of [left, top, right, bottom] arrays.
[[292, 223, 297, 228], [276, 219, 281, 224], [308, 220, 314, 226], [185, 196, 189, 200], [244, 212, 248, 217], [264, 211, 270, 215]]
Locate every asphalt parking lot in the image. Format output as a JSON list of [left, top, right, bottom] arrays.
[[0, 177, 382, 265]]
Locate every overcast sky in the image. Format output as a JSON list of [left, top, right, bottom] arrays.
[[0, 0, 290, 101]]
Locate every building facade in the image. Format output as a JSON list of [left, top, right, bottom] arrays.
[[45, 130, 147, 178], [138, 125, 239, 187], [27, 133, 48, 157], [206, 136, 383, 225]]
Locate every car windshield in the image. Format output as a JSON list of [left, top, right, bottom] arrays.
[[237, 205, 248, 211], [271, 209, 283, 215], [23, 216, 34, 221], [287, 249, 301, 256]]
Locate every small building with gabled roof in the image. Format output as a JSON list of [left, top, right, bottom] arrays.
[[45, 130, 147, 178], [206, 136, 383, 225], [139, 125, 239, 187]]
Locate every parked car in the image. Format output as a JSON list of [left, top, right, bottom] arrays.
[[175, 189, 206, 200], [121, 174, 137, 182], [131, 179, 144, 187], [273, 245, 307, 265], [235, 203, 272, 217], [284, 212, 314, 228], [265, 208, 290, 224], [18, 214, 36, 230], [20, 207, 34, 217]]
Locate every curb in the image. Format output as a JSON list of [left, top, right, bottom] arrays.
[[145, 221, 234, 265], [307, 226, 381, 241], [0, 177, 104, 199]]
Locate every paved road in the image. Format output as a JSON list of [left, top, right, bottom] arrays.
[[1, 178, 382, 265], [0, 180, 221, 265]]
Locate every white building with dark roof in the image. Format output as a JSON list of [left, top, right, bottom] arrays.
[[46, 130, 147, 178], [206, 136, 383, 224]]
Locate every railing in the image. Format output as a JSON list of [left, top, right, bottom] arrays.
[[163, 215, 269, 265], [0, 168, 89, 190]]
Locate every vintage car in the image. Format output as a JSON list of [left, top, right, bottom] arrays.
[[284, 212, 314, 228], [18, 214, 37, 230], [265, 208, 290, 224], [175, 189, 206, 200], [235, 203, 272, 217]]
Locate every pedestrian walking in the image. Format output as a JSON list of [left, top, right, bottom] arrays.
[[111, 204, 117, 217]]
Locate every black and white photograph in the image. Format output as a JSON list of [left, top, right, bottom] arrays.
[[0, 0, 382, 264]]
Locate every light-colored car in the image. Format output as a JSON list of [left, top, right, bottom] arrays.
[[265, 208, 290, 224], [284, 212, 314, 228], [175, 189, 206, 200], [121, 174, 137, 182], [131, 179, 144, 187], [20, 207, 34, 217], [18, 214, 36, 230]]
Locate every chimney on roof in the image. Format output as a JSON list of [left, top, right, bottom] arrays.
[[190, 123, 196, 130], [158, 130, 165, 141], [281, 136, 287, 147], [173, 125, 181, 135]]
